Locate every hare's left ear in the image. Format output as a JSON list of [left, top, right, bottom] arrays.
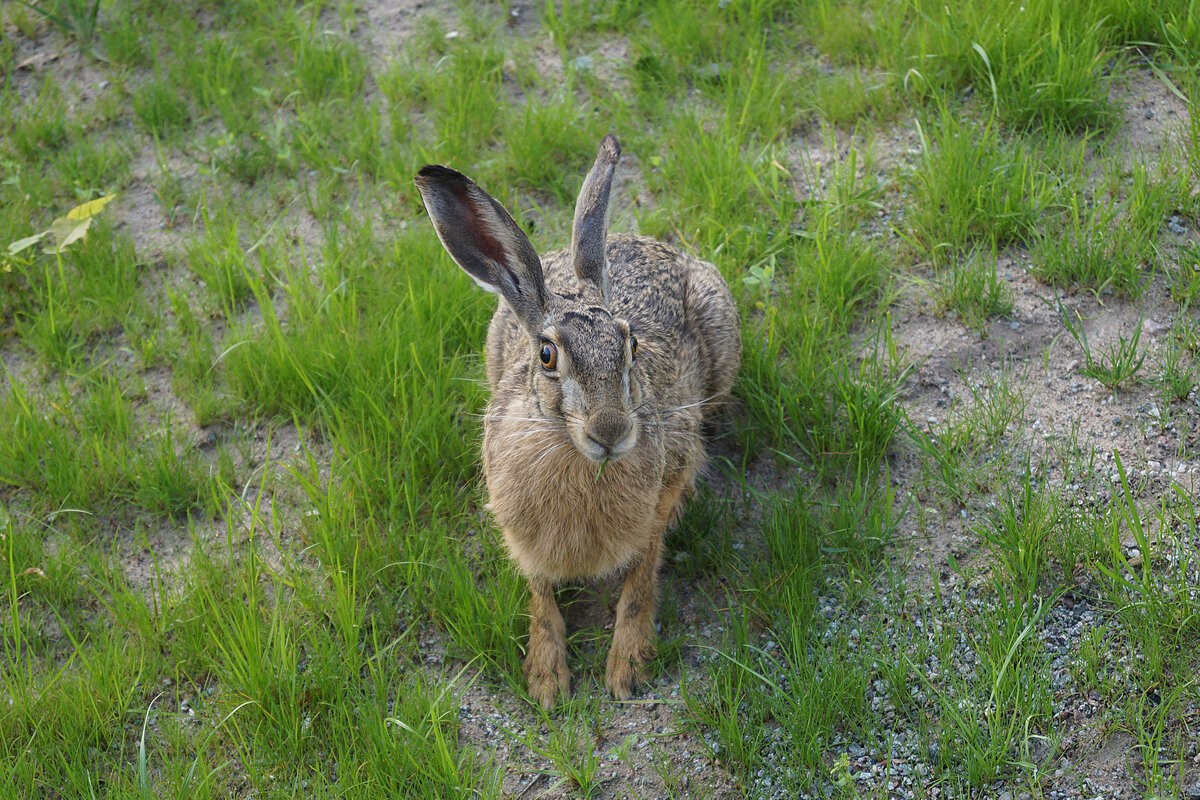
[[415, 165, 548, 333], [570, 134, 620, 306]]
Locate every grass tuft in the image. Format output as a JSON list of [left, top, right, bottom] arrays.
[[933, 247, 1015, 331], [907, 108, 1057, 259]]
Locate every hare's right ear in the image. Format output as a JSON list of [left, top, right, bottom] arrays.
[[571, 134, 620, 306], [415, 165, 547, 331]]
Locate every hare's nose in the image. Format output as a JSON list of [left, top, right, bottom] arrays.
[[586, 412, 632, 451]]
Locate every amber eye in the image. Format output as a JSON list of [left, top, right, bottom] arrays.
[[629, 335, 638, 359], [539, 341, 557, 370]]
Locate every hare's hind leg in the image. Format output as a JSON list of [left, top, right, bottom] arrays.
[[524, 577, 570, 709], [605, 473, 690, 700]]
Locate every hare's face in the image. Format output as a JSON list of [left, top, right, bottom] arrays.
[[415, 135, 640, 465], [534, 306, 641, 463]]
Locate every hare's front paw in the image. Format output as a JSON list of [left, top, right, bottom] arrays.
[[605, 624, 657, 700], [524, 640, 570, 709]]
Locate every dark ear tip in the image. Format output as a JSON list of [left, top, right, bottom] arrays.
[[415, 164, 468, 187], [600, 133, 621, 160]]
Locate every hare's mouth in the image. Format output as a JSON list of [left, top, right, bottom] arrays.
[[577, 426, 638, 463]]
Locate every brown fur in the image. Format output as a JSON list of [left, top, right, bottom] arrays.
[[416, 136, 740, 708]]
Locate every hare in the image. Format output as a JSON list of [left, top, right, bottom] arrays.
[[415, 134, 740, 708]]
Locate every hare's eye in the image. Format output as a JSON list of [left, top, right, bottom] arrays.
[[539, 342, 558, 370], [629, 335, 638, 359]]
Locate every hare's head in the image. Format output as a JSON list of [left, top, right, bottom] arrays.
[[415, 135, 640, 462]]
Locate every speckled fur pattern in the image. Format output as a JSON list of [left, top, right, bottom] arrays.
[[415, 135, 740, 708]]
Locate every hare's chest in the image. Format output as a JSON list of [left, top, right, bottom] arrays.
[[482, 425, 660, 581]]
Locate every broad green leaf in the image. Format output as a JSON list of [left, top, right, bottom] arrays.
[[45, 215, 92, 253], [7, 231, 48, 255], [65, 193, 117, 221]]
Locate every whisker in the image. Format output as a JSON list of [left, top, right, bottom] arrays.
[[494, 428, 562, 442], [532, 440, 570, 469], [648, 392, 726, 416], [474, 412, 567, 425]]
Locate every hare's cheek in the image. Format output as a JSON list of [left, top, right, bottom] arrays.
[[559, 376, 585, 415], [537, 381, 563, 418], [627, 374, 644, 408]]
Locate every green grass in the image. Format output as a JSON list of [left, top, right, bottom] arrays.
[[974, 463, 1062, 600], [1032, 167, 1169, 298], [906, 106, 1061, 258], [1155, 333, 1198, 404], [1057, 299, 1148, 391], [910, 370, 1030, 507], [804, 0, 1129, 130], [933, 247, 1015, 331], [133, 77, 193, 137], [3, 0, 1200, 796]]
